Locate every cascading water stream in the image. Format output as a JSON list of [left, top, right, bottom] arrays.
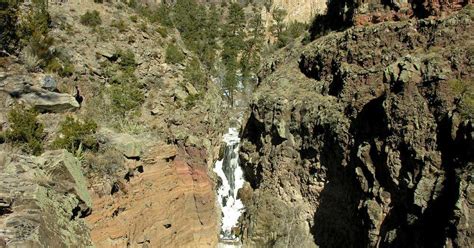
[[214, 127, 246, 244]]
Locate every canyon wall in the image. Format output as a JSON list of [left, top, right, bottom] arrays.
[[271, 0, 327, 22], [239, 5, 473, 247]]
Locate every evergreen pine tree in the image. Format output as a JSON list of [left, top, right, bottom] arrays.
[[221, 2, 246, 105], [241, 9, 264, 85]]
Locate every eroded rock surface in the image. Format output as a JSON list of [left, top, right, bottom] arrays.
[[240, 6, 473, 248], [0, 150, 93, 247], [86, 145, 219, 248]]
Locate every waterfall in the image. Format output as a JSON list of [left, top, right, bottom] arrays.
[[214, 127, 246, 242]]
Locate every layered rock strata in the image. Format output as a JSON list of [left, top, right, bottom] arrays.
[[86, 144, 219, 248]]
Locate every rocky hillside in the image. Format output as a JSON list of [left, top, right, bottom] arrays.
[[239, 5, 473, 248], [1, 0, 228, 247]]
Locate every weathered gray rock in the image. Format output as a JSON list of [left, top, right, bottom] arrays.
[[0, 74, 79, 112], [40, 74, 57, 92], [105, 132, 144, 159], [20, 91, 80, 112], [0, 150, 93, 247]]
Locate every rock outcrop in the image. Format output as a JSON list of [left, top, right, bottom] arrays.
[[307, 0, 472, 40], [271, 0, 327, 23], [240, 6, 473, 248], [86, 144, 219, 248], [0, 150, 93, 247], [0, 73, 79, 113]]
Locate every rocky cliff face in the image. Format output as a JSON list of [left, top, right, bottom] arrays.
[[240, 6, 473, 248], [1, 0, 227, 247], [271, 0, 327, 22], [86, 144, 219, 247]]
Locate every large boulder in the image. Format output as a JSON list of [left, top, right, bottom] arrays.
[[19, 91, 80, 112], [0, 74, 79, 113]]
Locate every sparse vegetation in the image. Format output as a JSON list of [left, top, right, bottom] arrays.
[[5, 106, 44, 155], [117, 48, 136, 71], [83, 147, 124, 180], [109, 82, 145, 117], [449, 79, 474, 119], [53, 116, 98, 154], [184, 93, 202, 110], [184, 58, 207, 91], [111, 18, 128, 32], [80, 10, 102, 27], [165, 44, 185, 64]]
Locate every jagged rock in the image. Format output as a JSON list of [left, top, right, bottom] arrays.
[[364, 199, 384, 245], [274, 119, 287, 139], [0, 150, 93, 247], [241, 7, 474, 248], [96, 44, 115, 59], [384, 55, 422, 86], [39, 150, 93, 209]]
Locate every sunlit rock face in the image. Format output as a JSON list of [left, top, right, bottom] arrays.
[[271, 0, 327, 23]]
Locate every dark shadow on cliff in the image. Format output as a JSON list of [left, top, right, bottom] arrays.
[[310, 125, 367, 247], [240, 111, 265, 189], [307, 0, 356, 41]]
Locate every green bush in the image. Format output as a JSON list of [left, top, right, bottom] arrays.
[[80, 10, 102, 27], [109, 83, 145, 117], [156, 26, 168, 38], [44, 54, 75, 77], [117, 49, 136, 71], [60, 62, 75, 77], [45, 57, 62, 73], [53, 116, 98, 153], [101, 49, 137, 84], [460, 94, 474, 120], [450, 79, 474, 120], [5, 106, 44, 155], [165, 44, 185, 64], [137, 4, 172, 27], [16, 0, 56, 71], [27, 31, 55, 66], [184, 58, 206, 91], [127, 0, 138, 8], [18, 0, 50, 40], [184, 93, 202, 110]]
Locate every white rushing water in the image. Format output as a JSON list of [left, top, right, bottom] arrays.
[[214, 127, 246, 242]]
